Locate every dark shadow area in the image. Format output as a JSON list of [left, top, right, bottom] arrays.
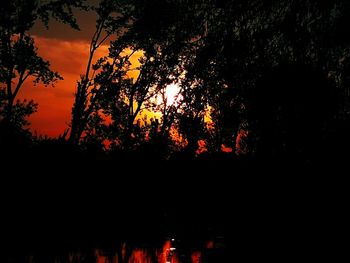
[[1, 0, 348, 262]]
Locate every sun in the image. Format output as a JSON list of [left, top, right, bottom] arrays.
[[165, 83, 181, 106], [154, 83, 182, 108]]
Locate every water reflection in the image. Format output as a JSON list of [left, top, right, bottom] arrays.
[[7, 237, 225, 263]]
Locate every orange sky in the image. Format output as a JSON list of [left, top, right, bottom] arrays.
[[15, 4, 102, 137], [18, 36, 109, 137], [16, 6, 186, 138], [15, 36, 235, 154], [16, 13, 233, 153]]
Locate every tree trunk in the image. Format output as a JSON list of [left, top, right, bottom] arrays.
[[69, 111, 84, 145], [69, 82, 88, 145], [69, 110, 83, 145], [5, 96, 14, 124]]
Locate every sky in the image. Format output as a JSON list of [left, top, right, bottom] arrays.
[[18, 4, 102, 137]]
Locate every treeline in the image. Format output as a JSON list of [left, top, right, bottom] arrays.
[[1, 0, 350, 165]]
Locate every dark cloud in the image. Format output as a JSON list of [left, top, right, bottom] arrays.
[[18, 36, 109, 137], [31, 1, 98, 41]]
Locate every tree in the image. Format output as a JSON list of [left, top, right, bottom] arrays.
[[68, 0, 135, 145], [0, 0, 87, 135], [104, 50, 170, 151], [125, 0, 350, 162], [69, 0, 183, 153], [0, 0, 88, 157]]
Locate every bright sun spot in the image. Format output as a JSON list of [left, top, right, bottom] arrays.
[[165, 83, 181, 106]]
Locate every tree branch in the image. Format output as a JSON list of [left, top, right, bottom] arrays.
[[12, 70, 28, 99], [96, 32, 111, 48]]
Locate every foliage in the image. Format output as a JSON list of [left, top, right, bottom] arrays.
[[4, 0, 350, 163], [0, 0, 87, 139], [69, 0, 136, 145], [120, 0, 350, 161]]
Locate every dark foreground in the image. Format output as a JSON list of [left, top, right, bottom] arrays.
[[2, 154, 346, 263]]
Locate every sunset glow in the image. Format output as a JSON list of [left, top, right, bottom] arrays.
[[17, 36, 109, 137], [17, 36, 144, 137], [165, 83, 182, 106], [2, 1, 339, 262]]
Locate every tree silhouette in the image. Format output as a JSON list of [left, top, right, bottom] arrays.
[[124, 0, 350, 162], [1, 0, 349, 163], [68, 0, 186, 153], [103, 49, 171, 151], [0, 0, 87, 154], [206, 86, 241, 155], [69, 0, 135, 145]]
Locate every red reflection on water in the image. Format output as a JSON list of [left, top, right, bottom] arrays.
[[129, 249, 152, 263], [95, 249, 118, 263], [122, 243, 127, 262], [191, 251, 201, 263], [157, 240, 170, 263], [95, 250, 106, 263], [170, 251, 179, 263], [206, 240, 214, 249], [157, 240, 178, 263], [93, 239, 182, 263]]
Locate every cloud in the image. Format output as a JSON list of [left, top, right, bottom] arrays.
[[18, 36, 109, 137], [17, 35, 143, 137], [30, 6, 97, 42], [34, 36, 109, 76]]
